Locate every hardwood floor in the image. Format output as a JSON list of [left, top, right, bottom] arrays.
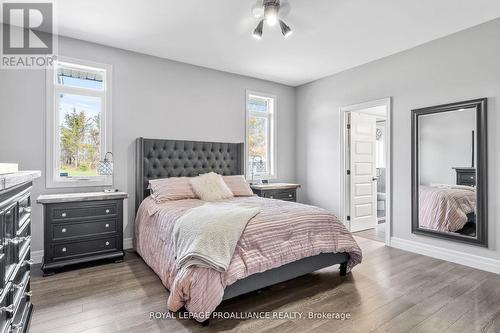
[[30, 237, 500, 333], [353, 227, 385, 243]]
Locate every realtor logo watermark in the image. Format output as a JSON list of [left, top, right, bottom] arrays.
[[1, 0, 57, 68]]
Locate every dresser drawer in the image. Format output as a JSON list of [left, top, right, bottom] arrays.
[[262, 189, 296, 201], [0, 254, 5, 293], [50, 202, 118, 222], [17, 192, 31, 231], [53, 237, 118, 260], [1, 202, 17, 285], [11, 241, 30, 291], [0, 283, 11, 333], [458, 173, 476, 186], [52, 219, 117, 240], [10, 270, 29, 321], [10, 291, 31, 333], [13, 219, 30, 264]]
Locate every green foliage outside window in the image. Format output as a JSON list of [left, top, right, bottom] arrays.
[[59, 109, 100, 177]]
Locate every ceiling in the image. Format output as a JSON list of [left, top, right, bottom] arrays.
[[48, 0, 500, 86]]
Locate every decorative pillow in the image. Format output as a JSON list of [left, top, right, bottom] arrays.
[[149, 177, 197, 202], [190, 172, 234, 201], [223, 175, 254, 196]]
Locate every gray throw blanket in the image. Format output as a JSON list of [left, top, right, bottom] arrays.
[[173, 202, 260, 272]]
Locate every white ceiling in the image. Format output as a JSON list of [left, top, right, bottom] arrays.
[[50, 0, 500, 86]]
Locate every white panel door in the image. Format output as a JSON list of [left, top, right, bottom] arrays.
[[349, 112, 377, 232]]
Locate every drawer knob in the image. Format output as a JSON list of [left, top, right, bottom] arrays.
[[0, 304, 14, 313], [13, 282, 25, 289], [22, 259, 34, 267], [61, 228, 67, 233], [105, 241, 110, 246], [105, 209, 110, 214], [11, 323, 21, 330], [105, 223, 110, 228], [61, 212, 67, 217], [62, 247, 67, 252], [288, 194, 293, 197], [9, 236, 31, 244], [13, 282, 24, 290]]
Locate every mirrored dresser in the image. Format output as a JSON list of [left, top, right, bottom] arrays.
[[0, 170, 41, 333]]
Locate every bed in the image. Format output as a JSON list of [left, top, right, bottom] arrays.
[[419, 185, 476, 233], [134, 137, 362, 322]]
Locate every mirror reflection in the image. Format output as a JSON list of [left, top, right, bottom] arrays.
[[418, 108, 477, 237]]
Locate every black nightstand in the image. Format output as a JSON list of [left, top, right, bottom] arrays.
[[250, 183, 301, 202], [37, 192, 127, 276]]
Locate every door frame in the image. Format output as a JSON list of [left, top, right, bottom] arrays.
[[340, 97, 392, 246]]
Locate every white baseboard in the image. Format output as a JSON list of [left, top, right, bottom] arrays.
[[31, 250, 44, 265], [30, 237, 134, 265], [123, 237, 133, 250], [390, 237, 500, 275]]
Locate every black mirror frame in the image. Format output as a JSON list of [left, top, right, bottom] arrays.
[[411, 98, 488, 247]]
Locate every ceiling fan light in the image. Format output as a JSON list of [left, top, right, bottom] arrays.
[[264, 4, 279, 26], [253, 20, 264, 39], [279, 19, 293, 38]]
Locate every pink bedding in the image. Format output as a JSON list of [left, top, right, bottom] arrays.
[[419, 186, 476, 232], [134, 196, 362, 321]]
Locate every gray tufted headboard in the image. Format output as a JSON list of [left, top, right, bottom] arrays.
[[135, 138, 244, 212]]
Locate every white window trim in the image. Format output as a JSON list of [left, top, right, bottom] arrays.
[[245, 90, 277, 180], [45, 56, 113, 188]]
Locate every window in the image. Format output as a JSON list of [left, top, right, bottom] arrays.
[[46, 57, 112, 187], [246, 91, 277, 180]]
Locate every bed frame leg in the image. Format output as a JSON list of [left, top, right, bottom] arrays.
[[201, 319, 210, 327], [339, 262, 348, 276]]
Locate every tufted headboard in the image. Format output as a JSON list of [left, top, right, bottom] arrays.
[[135, 138, 244, 212]]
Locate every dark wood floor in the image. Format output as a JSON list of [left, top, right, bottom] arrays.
[[30, 237, 500, 333]]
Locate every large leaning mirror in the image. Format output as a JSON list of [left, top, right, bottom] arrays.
[[411, 98, 488, 246]]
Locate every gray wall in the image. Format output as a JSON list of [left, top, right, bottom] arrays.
[[419, 109, 476, 185], [0, 36, 297, 253], [296, 19, 499, 260]]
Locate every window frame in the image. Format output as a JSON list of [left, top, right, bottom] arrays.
[[45, 56, 113, 188], [245, 90, 277, 180]]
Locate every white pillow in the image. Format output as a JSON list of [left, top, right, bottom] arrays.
[[190, 172, 234, 201]]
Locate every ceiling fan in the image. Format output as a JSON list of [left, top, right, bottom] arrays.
[[251, 0, 293, 39]]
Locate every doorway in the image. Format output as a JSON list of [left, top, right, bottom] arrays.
[[340, 98, 392, 245]]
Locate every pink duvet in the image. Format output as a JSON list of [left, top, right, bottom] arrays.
[[134, 196, 362, 320], [419, 186, 476, 232]]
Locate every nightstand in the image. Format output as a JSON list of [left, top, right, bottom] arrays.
[[250, 183, 301, 202], [37, 191, 128, 276]]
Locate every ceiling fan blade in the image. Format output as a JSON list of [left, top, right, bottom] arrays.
[[279, 1, 291, 17]]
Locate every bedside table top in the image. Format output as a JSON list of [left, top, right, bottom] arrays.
[[37, 191, 128, 204], [250, 183, 301, 190]]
